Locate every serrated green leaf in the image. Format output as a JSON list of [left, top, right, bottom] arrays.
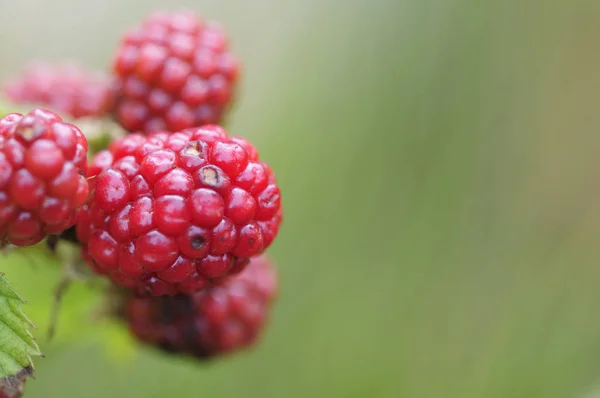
[[0, 279, 23, 302], [0, 275, 42, 380], [7, 301, 35, 330]]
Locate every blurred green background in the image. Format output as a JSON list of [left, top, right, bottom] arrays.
[[2, 0, 600, 397]]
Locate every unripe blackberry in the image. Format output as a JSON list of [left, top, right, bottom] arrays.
[[3, 62, 114, 119], [0, 109, 88, 246], [125, 255, 277, 359], [112, 11, 240, 133], [77, 125, 282, 295]]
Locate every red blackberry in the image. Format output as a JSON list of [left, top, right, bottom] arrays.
[[77, 125, 282, 295], [0, 109, 89, 246], [111, 11, 240, 133], [125, 254, 277, 359], [3, 62, 114, 119]]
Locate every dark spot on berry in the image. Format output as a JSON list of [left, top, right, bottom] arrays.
[[20, 126, 36, 140], [201, 166, 218, 186], [191, 235, 205, 249], [182, 140, 204, 157], [248, 238, 256, 247], [264, 193, 276, 204]]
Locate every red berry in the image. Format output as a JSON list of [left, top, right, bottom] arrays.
[[95, 169, 130, 213], [124, 255, 277, 359], [111, 11, 240, 133], [79, 126, 281, 295], [0, 109, 88, 245], [188, 188, 224, 227], [2, 62, 115, 119]]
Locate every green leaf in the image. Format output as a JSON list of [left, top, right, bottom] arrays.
[[0, 274, 42, 380]]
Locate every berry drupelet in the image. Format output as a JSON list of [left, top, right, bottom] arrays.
[[125, 254, 278, 359], [77, 125, 282, 295], [112, 11, 240, 133], [0, 109, 89, 246], [3, 62, 114, 119]]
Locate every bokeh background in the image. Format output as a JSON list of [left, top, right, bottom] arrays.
[[1, 0, 600, 397]]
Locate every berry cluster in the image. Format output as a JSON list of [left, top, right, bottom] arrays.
[[0, 9, 281, 368], [3, 11, 239, 131], [78, 125, 282, 296]]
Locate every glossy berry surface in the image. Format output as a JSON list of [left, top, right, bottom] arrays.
[[112, 11, 240, 133], [125, 255, 277, 359], [0, 109, 89, 246], [3, 62, 114, 119], [77, 125, 282, 295]]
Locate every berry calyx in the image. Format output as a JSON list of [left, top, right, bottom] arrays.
[[0, 109, 88, 246]]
